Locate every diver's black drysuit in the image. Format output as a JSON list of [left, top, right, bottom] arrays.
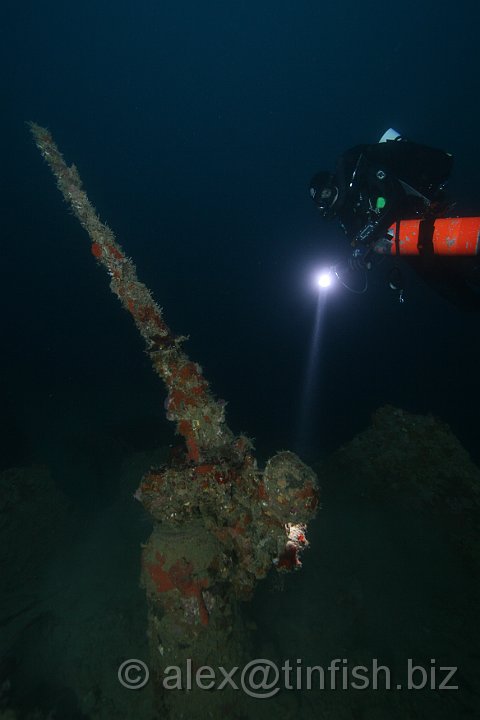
[[331, 139, 480, 309], [333, 138, 453, 248]]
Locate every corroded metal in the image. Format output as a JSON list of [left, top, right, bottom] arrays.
[[31, 123, 319, 718]]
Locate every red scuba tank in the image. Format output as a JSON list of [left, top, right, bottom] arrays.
[[374, 217, 480, 256]]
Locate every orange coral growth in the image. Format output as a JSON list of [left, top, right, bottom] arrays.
[[213, 471, 226, 484], [166, 389, 183, 411], [105, 242, 124, 260], [170, 558, 209, 626], [147, 552, 175, 593], [91, 242, 102, 258], [276, 541, 301, 571], [256, 481, 268, 500], [147, 552, 209, 626], [136, 304, 158, 323], [192, 463, 237, 485], [178, 420, 190, 436], [167, 388, 201, 412], [178, 420, 200, 462], [172, 362, 203, 383], [194, 464, 216, 476], [186, 436, 200, 463]]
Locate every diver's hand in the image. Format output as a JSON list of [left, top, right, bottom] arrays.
[[348, 248, 373, 272]]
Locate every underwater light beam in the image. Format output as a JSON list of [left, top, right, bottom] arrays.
[[296, 281, 328, 458]]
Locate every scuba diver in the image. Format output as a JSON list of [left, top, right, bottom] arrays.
[[310, 129, 480, 309]]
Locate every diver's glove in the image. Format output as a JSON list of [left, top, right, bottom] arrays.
[[348, 247, 373, 272]]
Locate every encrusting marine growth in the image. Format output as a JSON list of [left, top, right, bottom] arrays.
[[30, 122, 319, 715]]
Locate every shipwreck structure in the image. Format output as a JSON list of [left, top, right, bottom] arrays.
[[30, 123, 319, 717]]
